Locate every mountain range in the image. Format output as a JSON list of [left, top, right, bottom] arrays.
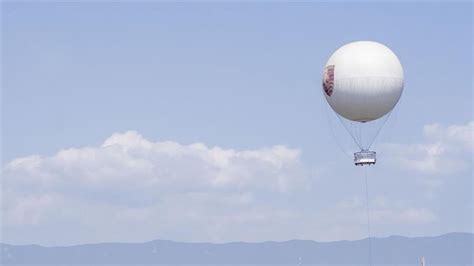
[[1, 232, 472, 264]]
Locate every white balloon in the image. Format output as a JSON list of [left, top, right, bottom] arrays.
[[323, 41, 404, 122]]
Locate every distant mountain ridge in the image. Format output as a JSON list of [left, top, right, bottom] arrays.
[[1, 232, 472, 264]]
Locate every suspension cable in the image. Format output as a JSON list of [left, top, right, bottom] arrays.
[[364, 166, 373, 266], [336, 114, 363, 150], [368, 111, 393, 151], [323, 102, 352, 158]]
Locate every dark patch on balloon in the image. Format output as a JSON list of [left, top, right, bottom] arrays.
[[323, 65, 335, 97]]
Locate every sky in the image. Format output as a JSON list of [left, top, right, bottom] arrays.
[[1, 2, 472, 246]]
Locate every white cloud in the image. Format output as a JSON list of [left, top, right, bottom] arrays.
[[2, 131, 311, 244], [424, 122, 474, 150], [1, 129, 451, 245], [4, 131, 307, 199], [381, 121, 473, 175], [2, 192, 62, 226]]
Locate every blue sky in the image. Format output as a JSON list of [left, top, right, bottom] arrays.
[[1, 2, 472, 245]]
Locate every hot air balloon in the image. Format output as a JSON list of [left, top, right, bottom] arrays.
[[322, 41, 404, 165]]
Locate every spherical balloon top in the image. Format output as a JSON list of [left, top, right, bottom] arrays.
[[322, 41, 404, 122]]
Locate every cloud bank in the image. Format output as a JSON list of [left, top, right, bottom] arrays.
[[5, 131, 307, 199], [3, 121, 471, 245], [2, 131, 311, 244], [382, 121, 473, 175]]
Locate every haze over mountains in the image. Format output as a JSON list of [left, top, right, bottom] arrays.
[[1, 232, 472, 265]]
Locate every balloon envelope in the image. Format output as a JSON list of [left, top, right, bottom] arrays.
[[323, 41, 404, 122]]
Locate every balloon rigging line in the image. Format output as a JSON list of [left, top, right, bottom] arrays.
[[336, 114, 363, 150], [323, 103, 352, 158], [350, 122, 359, 147], [355, 123, 363, 148], [368, 111, 393, 151]]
